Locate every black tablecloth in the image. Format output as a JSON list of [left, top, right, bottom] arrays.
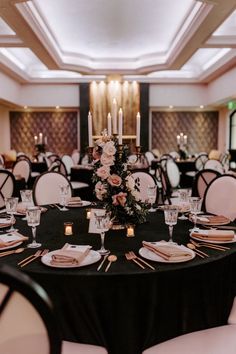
[[1, 208, 236, 354]]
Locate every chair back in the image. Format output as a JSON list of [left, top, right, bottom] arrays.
[[33, 171, 72, 205], [71, 149, 80, 165], [204, 159, 224, 174], [131, 171, 157, 202], [62, 155, 74, 175], [12, 159, 31, 184], [203, 174, 236, 221], [0, 154, 5, 168], [0, 170, 15, 209], [166, 158, 180, 188], [192, 169, 221, 198], [144, 151, 155, 166], [0, 264, 61, 354], [195, 153, 208, 171]]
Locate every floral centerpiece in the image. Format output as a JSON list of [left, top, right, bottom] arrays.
[[92, 133, 149, 226]]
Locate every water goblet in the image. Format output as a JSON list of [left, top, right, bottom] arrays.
[[147, 185, 157, 212], [20, 189, 34, 220], [163, 205, 179, 243], [5, 197, 18, 232], [189, 197, 202, 231], [59, 184, 69, 211], [94, 210, 111, 255], [177, 189, 190, 220], [26, 206, 41, 248]]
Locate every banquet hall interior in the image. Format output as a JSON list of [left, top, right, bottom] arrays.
[[1, 0, 236, 354]]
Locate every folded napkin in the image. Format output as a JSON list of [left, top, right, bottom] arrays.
[[142, 241, 192, 261], [191, 229, 234, 241], [66, 197, 83, 206], [196, 215, 229, 224], [0, 232, 28, 248], [50, 245, 91, 265], [0, 218, 12, 227]]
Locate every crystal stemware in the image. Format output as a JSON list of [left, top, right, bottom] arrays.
[[163, 205, 179, 243], [59, 184, 69, 211], [5, 197, 18, 232], [189, 197, 202, 231], [147, 185, 157, 212], [177, 189, 190, 220], [20, 189, 34, 220], [94, 210, 111, 255], [26, 206, 41, 248]]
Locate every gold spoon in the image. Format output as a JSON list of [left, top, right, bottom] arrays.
[[0, 247, 25, 257], [187, 243, 208, 258], [105, 255, 117, 272]]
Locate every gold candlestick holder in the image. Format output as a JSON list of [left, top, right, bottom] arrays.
[[118, 144, 123, 159], [135, 145, 141, 161]]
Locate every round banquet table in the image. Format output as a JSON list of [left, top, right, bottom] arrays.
[[1, 207, 236, 354]]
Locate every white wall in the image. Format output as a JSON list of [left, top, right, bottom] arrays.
[[19, 84, 80, 107], [208, 67, 236, 105], [149, 84, 208, 107], [0, 72, 21, 105]]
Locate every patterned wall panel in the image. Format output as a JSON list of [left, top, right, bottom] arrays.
[[10, 111, 78, 157], [152, 111, 219, 155]]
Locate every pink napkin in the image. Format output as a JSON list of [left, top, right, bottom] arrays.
[[51, 244, 91, 265]]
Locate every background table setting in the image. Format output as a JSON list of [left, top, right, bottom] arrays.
[[0, 205, 235, 354]]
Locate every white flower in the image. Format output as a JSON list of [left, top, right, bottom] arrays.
[[103, 141, 116, 156], [101, 153, 115, 166], [132, 189, 141, 201], [95, 181, 107, 200]]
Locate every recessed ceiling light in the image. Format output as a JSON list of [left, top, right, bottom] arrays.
[[200, 105, 204, 109], [169, 105, 173, 109], [56, 105, 60, 109], [24, 105, 28, 109]]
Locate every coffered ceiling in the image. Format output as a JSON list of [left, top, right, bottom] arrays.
[[0, 0, 236, 83]]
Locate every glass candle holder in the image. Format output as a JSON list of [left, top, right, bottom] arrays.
[[64, 222, 73, 235], [86, 209, 91, 219], [126, 224, 135, 237]]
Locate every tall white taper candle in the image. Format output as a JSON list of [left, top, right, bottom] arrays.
[[112, 98, 117, 134], [88, 111, 93, 147], [136, 112, 141, 146], [118, 108, 123, 145], [107, 113, 112, 136]]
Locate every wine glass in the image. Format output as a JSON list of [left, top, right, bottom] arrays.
[[94, 210, 111, 255], [177, 189, 190, 220], [26, 206, 41, 248], [189, 197, 202, 231], [163, 205, 179, 243], [147, 185, 157, 212], [5, 197, 18, 232], [20, 189, 34, 220], [59, 184, 69, 211]]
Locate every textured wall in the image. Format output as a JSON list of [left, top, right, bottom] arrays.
[[10, 111, 78, 157], [152, 111, 219, 155]]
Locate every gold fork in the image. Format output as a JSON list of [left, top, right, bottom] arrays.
[[19, 249, 49, 267], [128, 251, 155, 270], [125, 252, 145, 269], [191, 240, 229, 251]]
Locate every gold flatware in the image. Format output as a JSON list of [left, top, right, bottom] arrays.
[[19, 249, 49, 267], [0, 247, 25, 257], [97, 252, 110, 271], [128, 251, 155, 270], [105, 255, 117, 272], [125, 252, 145, 269], [187, 243, 208, 258], [191, 240, 229, 251]]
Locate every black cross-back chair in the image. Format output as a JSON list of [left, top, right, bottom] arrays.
[[0, 170, 15, 209]]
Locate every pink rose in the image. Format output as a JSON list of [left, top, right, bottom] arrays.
[[108, 174, 122, 187], [96, 166, 110, 180], [112, 192, 127, 207]]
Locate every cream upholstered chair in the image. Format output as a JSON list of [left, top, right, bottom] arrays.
[[192, 169, 221, 198], [33, 171, 73, 205], [143, 297, 236, 354], [0, 264, 108, 354], [12, 159, 31, 186], [62, 155, 74, 176], [0, 170, 15, 209], [204, 159, 224, 174], [203, 174, 236, 221], [71, 149, 80, 165], [131, 171, 157, 203]]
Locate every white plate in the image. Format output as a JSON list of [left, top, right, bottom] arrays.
[[41, 249, 101, 268], [0, 233, 23, 250], [190, 214, 230, 226], [190, 231, 236, 244], [65, 200, 91, 208], [139, 242, 195, 263]]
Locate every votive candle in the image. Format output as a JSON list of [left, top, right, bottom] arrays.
[[64, 222, 73, 235], [127, 225, 135, 237]]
